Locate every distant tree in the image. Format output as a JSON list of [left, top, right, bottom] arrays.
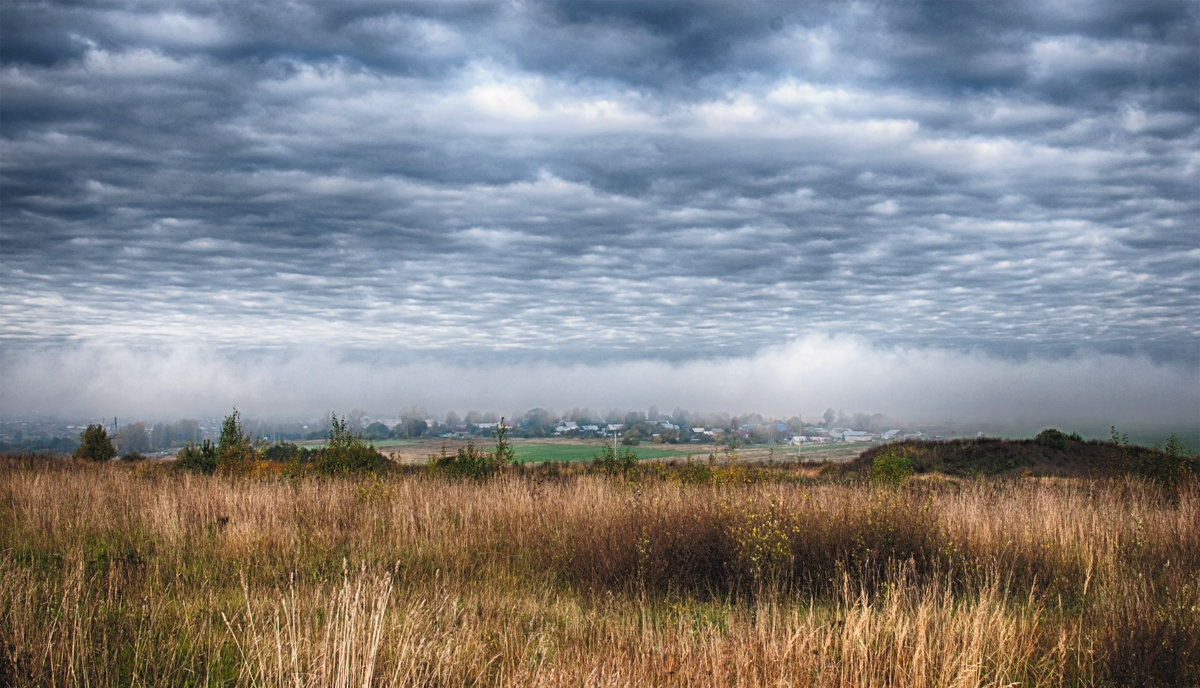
[[172, 419, 202, 445], [671, 407, 689, 430], [151, 422, 170, 449], [394, 416, 428, 439], [566, 407, 596, 423], [75, 424, 116, 462], [823, 408, 836, 426], [396, 407, 430, 438], [444, 411, 462, 428], [346, 409, 368, 434], [521, 407, 556, 436], [364, 421, 391, 440], [120, 422, 151, 454]]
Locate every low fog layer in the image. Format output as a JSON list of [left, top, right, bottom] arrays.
[[1, 336, 1194, 430]]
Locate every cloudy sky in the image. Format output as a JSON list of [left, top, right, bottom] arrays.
[[2, 0, 1197, 428]]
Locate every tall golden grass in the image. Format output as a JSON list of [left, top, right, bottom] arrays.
[[1, 457, 1196, 686]]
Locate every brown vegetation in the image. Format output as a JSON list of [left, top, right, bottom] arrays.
[[1, 455, 1196, 686]]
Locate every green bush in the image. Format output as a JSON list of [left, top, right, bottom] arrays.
[[313, 414, 389, 475], [177, 439, 217, 474], [1035, 428, 1080, 450], [595, 444, 639, 478], [871, 447, 913, 485], [428, 421, 514, 479], [74, 424, 116, 462]]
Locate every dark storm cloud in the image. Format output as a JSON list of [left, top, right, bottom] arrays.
[[1, 0, 1197, 424]]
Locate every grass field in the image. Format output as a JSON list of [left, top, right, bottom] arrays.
[[2, 455, 1196, 687], [295, 437, 421, 449], [511, 443, 692, 463]]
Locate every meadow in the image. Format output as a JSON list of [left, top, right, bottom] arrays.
[[1, 455, 1196, 687]]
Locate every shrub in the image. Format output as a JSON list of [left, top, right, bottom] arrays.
[[74, 424, 116, 462], [429, 441, 504, 479], [427, 421, 514, 479], [1035, 428, 1080, 450], [177, 439, 217, 474], [871, 447, 913, 485], [595, 444, 639, 479], [313, 414, 389, 475]]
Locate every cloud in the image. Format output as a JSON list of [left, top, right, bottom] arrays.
[[1, 0, 1197, 425]]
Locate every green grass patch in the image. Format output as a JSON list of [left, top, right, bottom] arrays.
[[295, 438, 420, 449], [513, 443, 692, 464]]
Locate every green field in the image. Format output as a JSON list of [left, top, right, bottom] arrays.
[[513, 443, 693, 463], [296, 438, 421, 449]]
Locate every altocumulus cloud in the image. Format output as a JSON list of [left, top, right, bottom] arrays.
[[0, 0, 1197, 427]]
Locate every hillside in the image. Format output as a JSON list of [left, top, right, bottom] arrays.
[[851, 430, 1197, 481]]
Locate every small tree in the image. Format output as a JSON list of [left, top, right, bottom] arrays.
[[217, 408, 254, 473], [493, 419, 515, 466], [75, 424, 116, 462]]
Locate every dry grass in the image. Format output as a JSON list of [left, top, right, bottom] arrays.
[[1, 456, 1196, 686]]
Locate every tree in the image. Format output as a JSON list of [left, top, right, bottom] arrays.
[[493, 418, 515, 466], [364, 422, 391, 440], [397, 407, 430, 439], [346, 409, 368, 434], [151, 422, 170, 449], [172, 419, 202, 445], [217, 408, 254, 473], [120, 421, 151, 454], [520, 407, 556, 436], [75, 424, 116, 462]]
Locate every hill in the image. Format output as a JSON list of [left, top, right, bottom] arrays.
[[850, 430, 1197, 482]]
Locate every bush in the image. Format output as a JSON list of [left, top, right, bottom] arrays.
[[595, 444, 639, 478], [74, 424, 116, 462], [177, 440, 217, 474], [871, 447, 913, 485], [1035, 428, 1080, 450], [428, 421, 514, 480], [313, 414, 389, 475]]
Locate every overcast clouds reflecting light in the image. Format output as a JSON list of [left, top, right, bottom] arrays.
[[1, 1, 1197, 426]]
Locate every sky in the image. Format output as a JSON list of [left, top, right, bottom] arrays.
[[1, 0, 1198, 429]]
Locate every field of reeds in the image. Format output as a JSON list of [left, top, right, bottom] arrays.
[[1, 455, 1197, 687]]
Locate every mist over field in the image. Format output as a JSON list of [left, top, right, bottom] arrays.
[[1, 335, 1194, 432]]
